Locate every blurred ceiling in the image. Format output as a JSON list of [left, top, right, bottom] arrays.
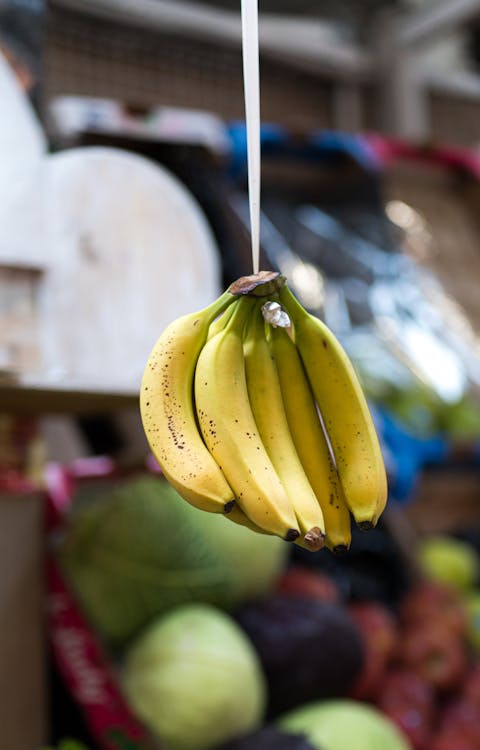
[[197, 0, 402, 13], [45, 0, 480, 142], [186, 0, 409, 41]]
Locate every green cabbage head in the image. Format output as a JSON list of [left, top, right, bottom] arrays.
[[279, 700, 411, 750], [122, 604, 266, 750], [61, 476, 288, 646]]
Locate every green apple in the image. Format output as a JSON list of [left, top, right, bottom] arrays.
[[278, 699, 411, 750], [418, 536, 479, 592], [464, 591, 480, 653]]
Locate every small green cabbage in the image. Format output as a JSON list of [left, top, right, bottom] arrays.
[[278, 700, 411, 750], [122, 604, 266, 750]]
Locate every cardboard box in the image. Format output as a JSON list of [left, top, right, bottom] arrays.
[[0, 485, 47, 750]]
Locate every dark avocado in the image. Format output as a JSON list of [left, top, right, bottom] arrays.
[[235, 594, 364, 717], [215, 725, 317, 749]]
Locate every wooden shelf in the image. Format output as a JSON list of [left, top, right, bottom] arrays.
[[0, 378, 137, 415]]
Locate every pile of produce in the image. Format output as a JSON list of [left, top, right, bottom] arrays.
[[57, 474, 396, 750], [114, 569, 396, 750], [60, 470, 480, 750], [140, 271, 387, 552], [337, 534, 480, 750]]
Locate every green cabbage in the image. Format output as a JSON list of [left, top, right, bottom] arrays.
[[122, 604, 266, 750], [278, 700, 411, 750], [60, 476, 287, 646]]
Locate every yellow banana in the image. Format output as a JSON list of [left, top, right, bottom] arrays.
[[269, 324, 352, 552], [194, 295, 300, 542], [279, 284, 388, 528], [226, 504, 269, 535], [140, 290, 237, 514], [226, 506, 326, 555], [226, 506, 325, 553], [244, 303, 325, 551]]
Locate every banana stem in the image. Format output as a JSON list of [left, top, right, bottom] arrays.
[[225, 294, 257, 336], [203, 289, 238, 323], [208, 303, 236, 340], [229, 270, 286, 298], [278, 283, 306, 325], [244, 298, 264, 338]]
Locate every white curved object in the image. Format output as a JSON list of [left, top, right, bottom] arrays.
[[0, 51, 47, 266], [37, 146, 222, 391]]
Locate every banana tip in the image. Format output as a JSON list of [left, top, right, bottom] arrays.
[[357, 520, 376, 532], [224, 500, 236, 514], [332, 544, 349, 556], [285, 528, 300, 543], [303, 527, 325, 552]]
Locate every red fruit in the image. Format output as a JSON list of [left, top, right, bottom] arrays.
[[349, 646, 385, 700], [349, 602, 398, 662], [381, 703, 432, 750], [440, 697, 480, 743], [376, 670, 435, 750], [276, 566, 341, 604], [348, 602, 399, 700], [401, 625, 468, 693], [431, 733, 478, 750], [400, 582, 468, 639], [463, 663, 480, 709], [377, 669, 435, 718]]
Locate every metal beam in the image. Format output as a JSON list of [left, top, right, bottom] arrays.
[[374, 10, 430, 140], [397, 0, 480, 48]]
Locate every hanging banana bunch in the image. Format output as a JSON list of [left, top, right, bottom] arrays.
[[140, 271, 388, 553]]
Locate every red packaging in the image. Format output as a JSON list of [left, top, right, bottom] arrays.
[[46, 458, 164, 750]]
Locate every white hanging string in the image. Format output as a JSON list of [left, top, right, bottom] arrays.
[[241, 0, 261, 275]]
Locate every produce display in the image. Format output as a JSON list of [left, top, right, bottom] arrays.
[[55, 470, 480, 750], [140, 271, 387, 553], [340, 537, 480, 750]]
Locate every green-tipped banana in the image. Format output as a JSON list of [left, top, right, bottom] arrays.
[[244, 304, 325, 551], [140, 291, 237, 513], [279, 284, 387, 527], [207, 303, 236, 340], [269, 324, 352, 552], [194, 296, 300, 542], [226, 504, 269, 535]]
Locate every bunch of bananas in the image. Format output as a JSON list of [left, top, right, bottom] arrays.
[[140, 272, 387, 553]]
